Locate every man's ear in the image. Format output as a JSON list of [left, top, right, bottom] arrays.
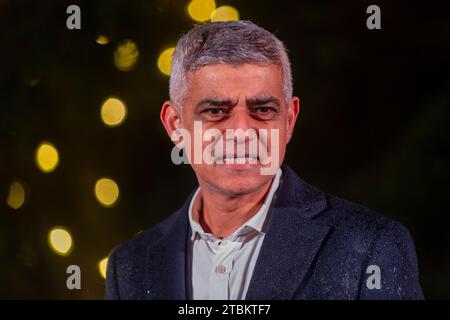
[[286, 96, 300, 144], [160, 100, 182, 141]]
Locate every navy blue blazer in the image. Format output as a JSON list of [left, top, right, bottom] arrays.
[[105, 165, 424, 299]]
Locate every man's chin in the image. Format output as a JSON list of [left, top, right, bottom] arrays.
[[213, 182, 264, 197], [217, 162, 261, 172], [207, 166, 271, 194]]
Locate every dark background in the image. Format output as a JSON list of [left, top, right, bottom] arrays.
[[0, 0, 449, 299]]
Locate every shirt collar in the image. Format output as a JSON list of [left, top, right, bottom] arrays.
[[188, 168, 282, 241]]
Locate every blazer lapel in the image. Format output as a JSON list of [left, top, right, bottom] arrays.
[[245, 165, 331, 300]]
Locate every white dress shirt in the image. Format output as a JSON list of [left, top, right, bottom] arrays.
[[187, 168, 282, 300]]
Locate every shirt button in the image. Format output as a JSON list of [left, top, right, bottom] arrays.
[[215, 265, 226, 274]]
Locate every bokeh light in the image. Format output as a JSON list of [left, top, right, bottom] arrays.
[[35, 142, 59, 173], [96, 34, 109, 45], [211, 5, 239, 22], [157, 47, 175, 76], [113, 40, 139, 71], [100, 97, 127, 127], [187, 0, 216, 22], [6, 180, 25, 210], [95, 178, 120, 207], [98, 257, 108, 279], [48, 227, 73, 256]]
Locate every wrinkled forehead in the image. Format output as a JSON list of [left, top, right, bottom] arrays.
[[184, 63, 285, 104]]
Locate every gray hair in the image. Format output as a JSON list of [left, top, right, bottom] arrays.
[[169, 20, 293, 110]]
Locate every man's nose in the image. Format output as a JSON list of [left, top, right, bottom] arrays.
[[225, 107, 255, 139], [226, 106, 253, 131]]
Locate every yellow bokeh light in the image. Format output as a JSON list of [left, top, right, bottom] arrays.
[[211, 5, 239, 22], [157, 47, 175, 76], [35, 142, 59, 173], [100, 97, 127, 127], [96, 34, 109, 45], [113, 40, 139, 71], [6, 180, 25, 210], [95, 177, 119, 207], [187, 0, 216, 22], [98, 257, 108, 279], [48, 227, 73, 256]]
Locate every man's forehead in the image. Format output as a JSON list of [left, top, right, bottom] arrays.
[[187, 63, 282, 79], [185, 63, 284, 101]]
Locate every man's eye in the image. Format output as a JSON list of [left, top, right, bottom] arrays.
[[204, 108, 226, 115], [254, 106, 275, 113]]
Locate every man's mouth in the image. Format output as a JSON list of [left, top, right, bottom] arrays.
[[223, 156, 258, 164], [213, 154, 260, 164]]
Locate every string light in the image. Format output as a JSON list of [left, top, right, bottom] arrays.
[[95, 177, 120, 207], [48, 227, 73, 256], [113, 40, 139, 71], [98, 257, 108, 279], [35, 142, 59, 173], [187, 0, 216, 22], [211, 5, 239, 21], [96, 34, 109, 45], [6, 180, 25, 210], [157, 47, 175, 76], [100, 97, 127, 127]]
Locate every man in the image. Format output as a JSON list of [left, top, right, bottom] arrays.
[[105, 21, 424, 299]]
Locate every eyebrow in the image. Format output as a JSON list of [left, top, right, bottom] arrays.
[[195, 96, 281, 110], [246, 96, 281, 107], [195, 98, 236, 109]]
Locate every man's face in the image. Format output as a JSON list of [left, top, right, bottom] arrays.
[[167, 63, 299, 196]]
